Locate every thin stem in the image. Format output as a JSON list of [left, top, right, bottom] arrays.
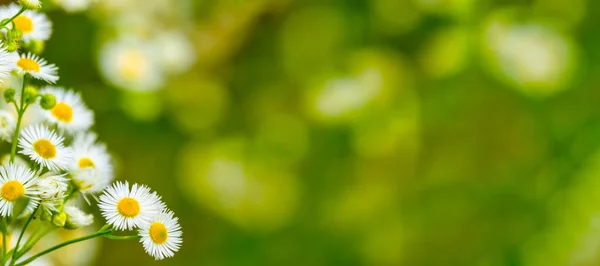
[[98, 224, 110, 232], [0, 7, 25, 27], [9, 75, 27, 163], [1, 217, 6, 262], [103, 234, 141, 240], [9, 206, 37, 266], [14, 230, 113, 266], [15, 226, 53, 260]]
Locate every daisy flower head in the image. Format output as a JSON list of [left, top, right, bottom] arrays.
[[18, 124, 72, 171], [99, 37, 164, 92], [9, 53, 58, 84], [19, 0, 41, 10], [38, 87, 94, 134], [69, 132, 113, 194], [0, 4, 51, 42], [0, 163, 39, 217], [99, 181, 164, 230], [0, 109, 16, 142], [139, 209, 182, 260], [36, 172, 68, 214]]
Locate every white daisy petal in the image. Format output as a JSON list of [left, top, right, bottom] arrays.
[[99, 181, 164, 230], [64, 204, 94, 229], [0, 46, 13, 82], [18, 124, 72, 171], [138, 209, 182, 260]]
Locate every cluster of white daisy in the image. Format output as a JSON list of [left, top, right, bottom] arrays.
[[0, 1, 183, 265]]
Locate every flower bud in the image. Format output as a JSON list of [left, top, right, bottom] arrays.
[[19, 0, 41, 10], [40, 93, 56, 110], [52, 212, 67, 227], [3, 89, 15, 104], [40, 209, 52, 222], [23, 86, 38, 105], [8, 29, 22, 42], [6, 42, 18, 53], [37, 174, 68, 201]]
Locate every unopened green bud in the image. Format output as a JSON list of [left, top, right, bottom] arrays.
[[52, 212, 67, 227], [23, 86, 38, 104], [3, 89, 15, 103], [8, 29, 22, 42], [40, 209, 52, 222], [19, 0, 41, 10], [6, 42, 18, 53], [26, 40, 44, 54], [40, 93, 56, 110]]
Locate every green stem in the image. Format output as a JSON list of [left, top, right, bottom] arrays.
[[1, 217, 6, 262], [14, 230, 113, 266], [0, 7, 25, 27], [9, 206, 37, 266], [15, 226, 53, 260], [103, 234, 141, 240], [98, 224, 110, 232], [9, 75, 27, 163]]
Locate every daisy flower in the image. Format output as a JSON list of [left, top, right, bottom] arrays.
[[36, 172, 68, 214], [99, 181, 164, 230], [9, 53, 59, 84], [0, 163, 39, 217], [64, 205, 94, 229], [38, 87, 94, 134], [18, 124, 72, 171], [139, 209, 182, 260], [99, 37, 164, 91], [19, 0, 41, 9], [0, 4, 51, 42], [69, 132, 113, 194], [0, 110, 16, 142]]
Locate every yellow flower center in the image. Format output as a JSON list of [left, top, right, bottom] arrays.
[[119, 50, 146, 80], [1, 180, 24, 202], [17, 58, 40, 72], [51, 102, 73, 122], [13, 16, 33, 33], [117, 197, 140, 217], [149, 222, 168, 244], [33, 139, 56, 159], [78, 157, 95, 168]]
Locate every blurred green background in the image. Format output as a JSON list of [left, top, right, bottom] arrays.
[[18, 0, 600, 265]]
